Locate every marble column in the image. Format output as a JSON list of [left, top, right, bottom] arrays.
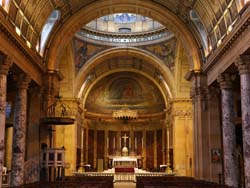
[[217, 73, 238, 187], [85, 128, 89, 163], [235, 55, 250, 188], [11, 73, 30, 186], [142, 130, 146, 169], [104, 129, 108, 169], [154, 130, 157, 168], [0, 54, 12, 188], [93, 129, 97, 168], [162, 126, 166, 165]]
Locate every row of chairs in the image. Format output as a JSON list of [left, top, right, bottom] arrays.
[[5, 176, 114, 188], [136, 176, 234, 188]]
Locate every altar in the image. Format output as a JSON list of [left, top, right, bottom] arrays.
[[108, 156, 141, 169], [107, 156, 141, 182]]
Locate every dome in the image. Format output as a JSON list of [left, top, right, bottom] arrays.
[[85, 13, 164, 33]]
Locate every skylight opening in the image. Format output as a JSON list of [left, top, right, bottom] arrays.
[[38, 10, 60, 56], [85, 13, 163, 33], [0, 0, 10, 12], [190, 10, 209, 57]]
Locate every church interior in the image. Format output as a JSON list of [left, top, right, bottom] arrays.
[[0, 0, 250, 188]]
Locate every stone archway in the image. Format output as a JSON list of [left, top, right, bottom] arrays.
[[45, 0, 201, 72]]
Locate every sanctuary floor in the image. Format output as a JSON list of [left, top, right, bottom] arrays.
[[114, 182, 136, 188]]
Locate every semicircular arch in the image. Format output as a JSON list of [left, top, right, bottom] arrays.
[[81, 68, 169, 109], [46, 0, 201, 71], [74, 47, 175, 98]]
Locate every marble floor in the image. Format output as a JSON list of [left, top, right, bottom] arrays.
[[114, 182, 136, 188]]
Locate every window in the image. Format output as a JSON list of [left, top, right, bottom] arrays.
[[0, 0, 10, 12], [6, 101, 12, 118], [38, 10, 60, 56], [190, 10, 209, 57]]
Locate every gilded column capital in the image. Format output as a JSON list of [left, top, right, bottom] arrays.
[[217, 73, 234, 90], [235, 55, 250, 75], [0, 53, 13, 75], [17, 73, 31, 90]]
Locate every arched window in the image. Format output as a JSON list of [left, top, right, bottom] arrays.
[[37, 10, 60, 56], [0, 0, 10, 12], [190, 10, 209, 56]]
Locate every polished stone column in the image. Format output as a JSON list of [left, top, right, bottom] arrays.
[[104, 129, 108, 169], [142, 130, 146, 169], [0, 54, 12, 188], [217, 73, 238, 187], [85, 128, 89, 163], [235, 55, 250, 188], [11, 73, 30, 186], [154, 130, 157, 168], [93, 129, 97, 168], [162, 126, 166, 165]]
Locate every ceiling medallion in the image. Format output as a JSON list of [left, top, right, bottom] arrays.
[[112, 105, 138, 120]]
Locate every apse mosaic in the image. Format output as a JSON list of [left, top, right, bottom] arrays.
[[85, 72, 165, 115]]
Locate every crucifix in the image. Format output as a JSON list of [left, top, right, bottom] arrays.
[[122, 134, 129, 147]]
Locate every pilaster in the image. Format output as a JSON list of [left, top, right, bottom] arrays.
[[186, 71, 209, 179]]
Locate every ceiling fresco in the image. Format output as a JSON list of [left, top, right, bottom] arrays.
[[85, 72, 165, 115]]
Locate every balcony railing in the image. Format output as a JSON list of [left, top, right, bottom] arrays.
[[76, 27, 174, 46]]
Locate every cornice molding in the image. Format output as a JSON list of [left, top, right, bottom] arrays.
[[0, 16, 45, 73]]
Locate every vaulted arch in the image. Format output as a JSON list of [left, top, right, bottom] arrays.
[[74, 47, 176, 99], [46, 0, 201, 72]]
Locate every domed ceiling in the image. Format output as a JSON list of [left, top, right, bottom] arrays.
[[85, 72, 165, 115], [85, 13, 164, 33]]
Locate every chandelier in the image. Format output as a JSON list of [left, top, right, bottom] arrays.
[[112, 105, 138, 120]]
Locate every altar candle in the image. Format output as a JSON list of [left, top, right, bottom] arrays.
[[113, 137, 115, 149], [142, 137, 143, 148], [107, 137, 109, 149], [129, 138, 131, 148]]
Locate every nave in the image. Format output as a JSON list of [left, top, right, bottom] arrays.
[[1, 0, 250, 188]]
